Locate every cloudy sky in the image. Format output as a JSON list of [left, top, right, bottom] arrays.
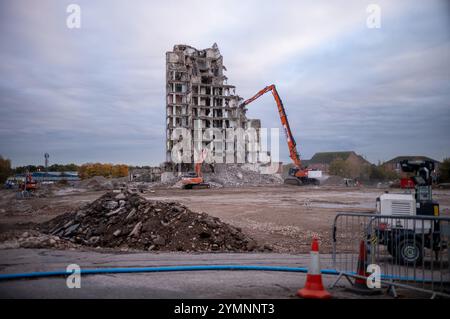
[[0, 0, 449, 167]]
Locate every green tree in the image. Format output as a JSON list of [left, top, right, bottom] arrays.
[[439, 158, 450, 183], [0, 156, 12, 184], [329, 158, 351, 177], [369, 164, 385, 181], [48, 163, 79, 172], [358, 164, 371, 182], [13, 165, 43, 173], [368, 164, 399, 181], [64, 163, 79, 172]]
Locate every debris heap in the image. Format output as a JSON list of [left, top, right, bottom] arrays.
[[206, 164, 283, 187], [76, 176, 127, 191], [40, 191, 260, 252], [170, 164, 284, 188]]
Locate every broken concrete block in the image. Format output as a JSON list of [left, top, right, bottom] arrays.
[[64, 223, 80, 236], [129, 221, 142, 237], [126, 208, 136, 220], [115, 193, 126, 200], [153, 235, 165, 246], [106, 207, 122, 217], [103, 201, 118, 210]]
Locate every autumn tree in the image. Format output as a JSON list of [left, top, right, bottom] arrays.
[[111, 164, 129, 178], [78, 163, 129, 179], [0, 155, 12, 184]]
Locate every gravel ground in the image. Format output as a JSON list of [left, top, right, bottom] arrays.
[[0, 185, 449, 254]]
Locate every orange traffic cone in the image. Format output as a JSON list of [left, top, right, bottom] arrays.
[[297, 237, 331, 299], [347, 240, 380, 295]]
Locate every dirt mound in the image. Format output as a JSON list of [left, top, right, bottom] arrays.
[[39, 191, 260, 252]]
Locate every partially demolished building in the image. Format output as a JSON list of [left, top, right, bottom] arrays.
[[166, 43, 260, 165]]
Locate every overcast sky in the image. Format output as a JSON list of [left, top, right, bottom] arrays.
[[0, 0, 449, 167]]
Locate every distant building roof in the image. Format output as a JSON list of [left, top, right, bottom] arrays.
[[383, 156, 441, 165], [15, 171, 80, 181], [309, 151, 358, 164]]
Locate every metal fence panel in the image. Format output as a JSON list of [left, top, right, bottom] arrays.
[[332, 213, 450, 298]]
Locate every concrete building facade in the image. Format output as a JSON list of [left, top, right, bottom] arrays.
[[166, 43, 258, 165]]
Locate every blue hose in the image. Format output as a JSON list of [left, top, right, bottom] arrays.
[[0, 265, 314, 280], [0, 264, 441, 283]]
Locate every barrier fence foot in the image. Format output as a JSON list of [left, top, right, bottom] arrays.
[[387, 283, 398, 298], [329, 272, 353, 290], [346, 284, 383, 296], [346, 240, 382, 296]]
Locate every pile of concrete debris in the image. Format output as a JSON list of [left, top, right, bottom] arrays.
[[0, 230, 79, 250], [205, 164, 283, 187], [75, 176, 128, 191], [38, 190, 261, 252]]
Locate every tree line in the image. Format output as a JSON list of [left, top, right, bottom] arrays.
[[1, 154, 450, 184], [0, 155, 129, 183], [328, 157, 450, 183]]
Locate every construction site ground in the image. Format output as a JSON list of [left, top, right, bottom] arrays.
[[1, 185, 449, 254], [0, 185, 449, 298], [0, 249, 434, 299]]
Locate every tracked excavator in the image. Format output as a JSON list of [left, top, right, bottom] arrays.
[[181, 149, 210, 189], [240, 84, 322, 186], [19, 173, 37, 192]]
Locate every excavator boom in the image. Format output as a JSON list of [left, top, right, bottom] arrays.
[[241, 84, 301, 168], [241, 84, 321, 185]]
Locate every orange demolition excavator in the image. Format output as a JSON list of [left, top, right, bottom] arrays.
[[19, 173, 38, 192], [240, 84, 322, 185], [181, 150, 210, 189]]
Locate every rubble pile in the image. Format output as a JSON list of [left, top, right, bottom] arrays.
[[205, 164, 283, 187], [39, 191, 260, 252], [0, 230, 79, 250], [75, 176, 128, 191]]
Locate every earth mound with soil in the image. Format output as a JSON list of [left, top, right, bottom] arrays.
[[39, 190, 261, 252]]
